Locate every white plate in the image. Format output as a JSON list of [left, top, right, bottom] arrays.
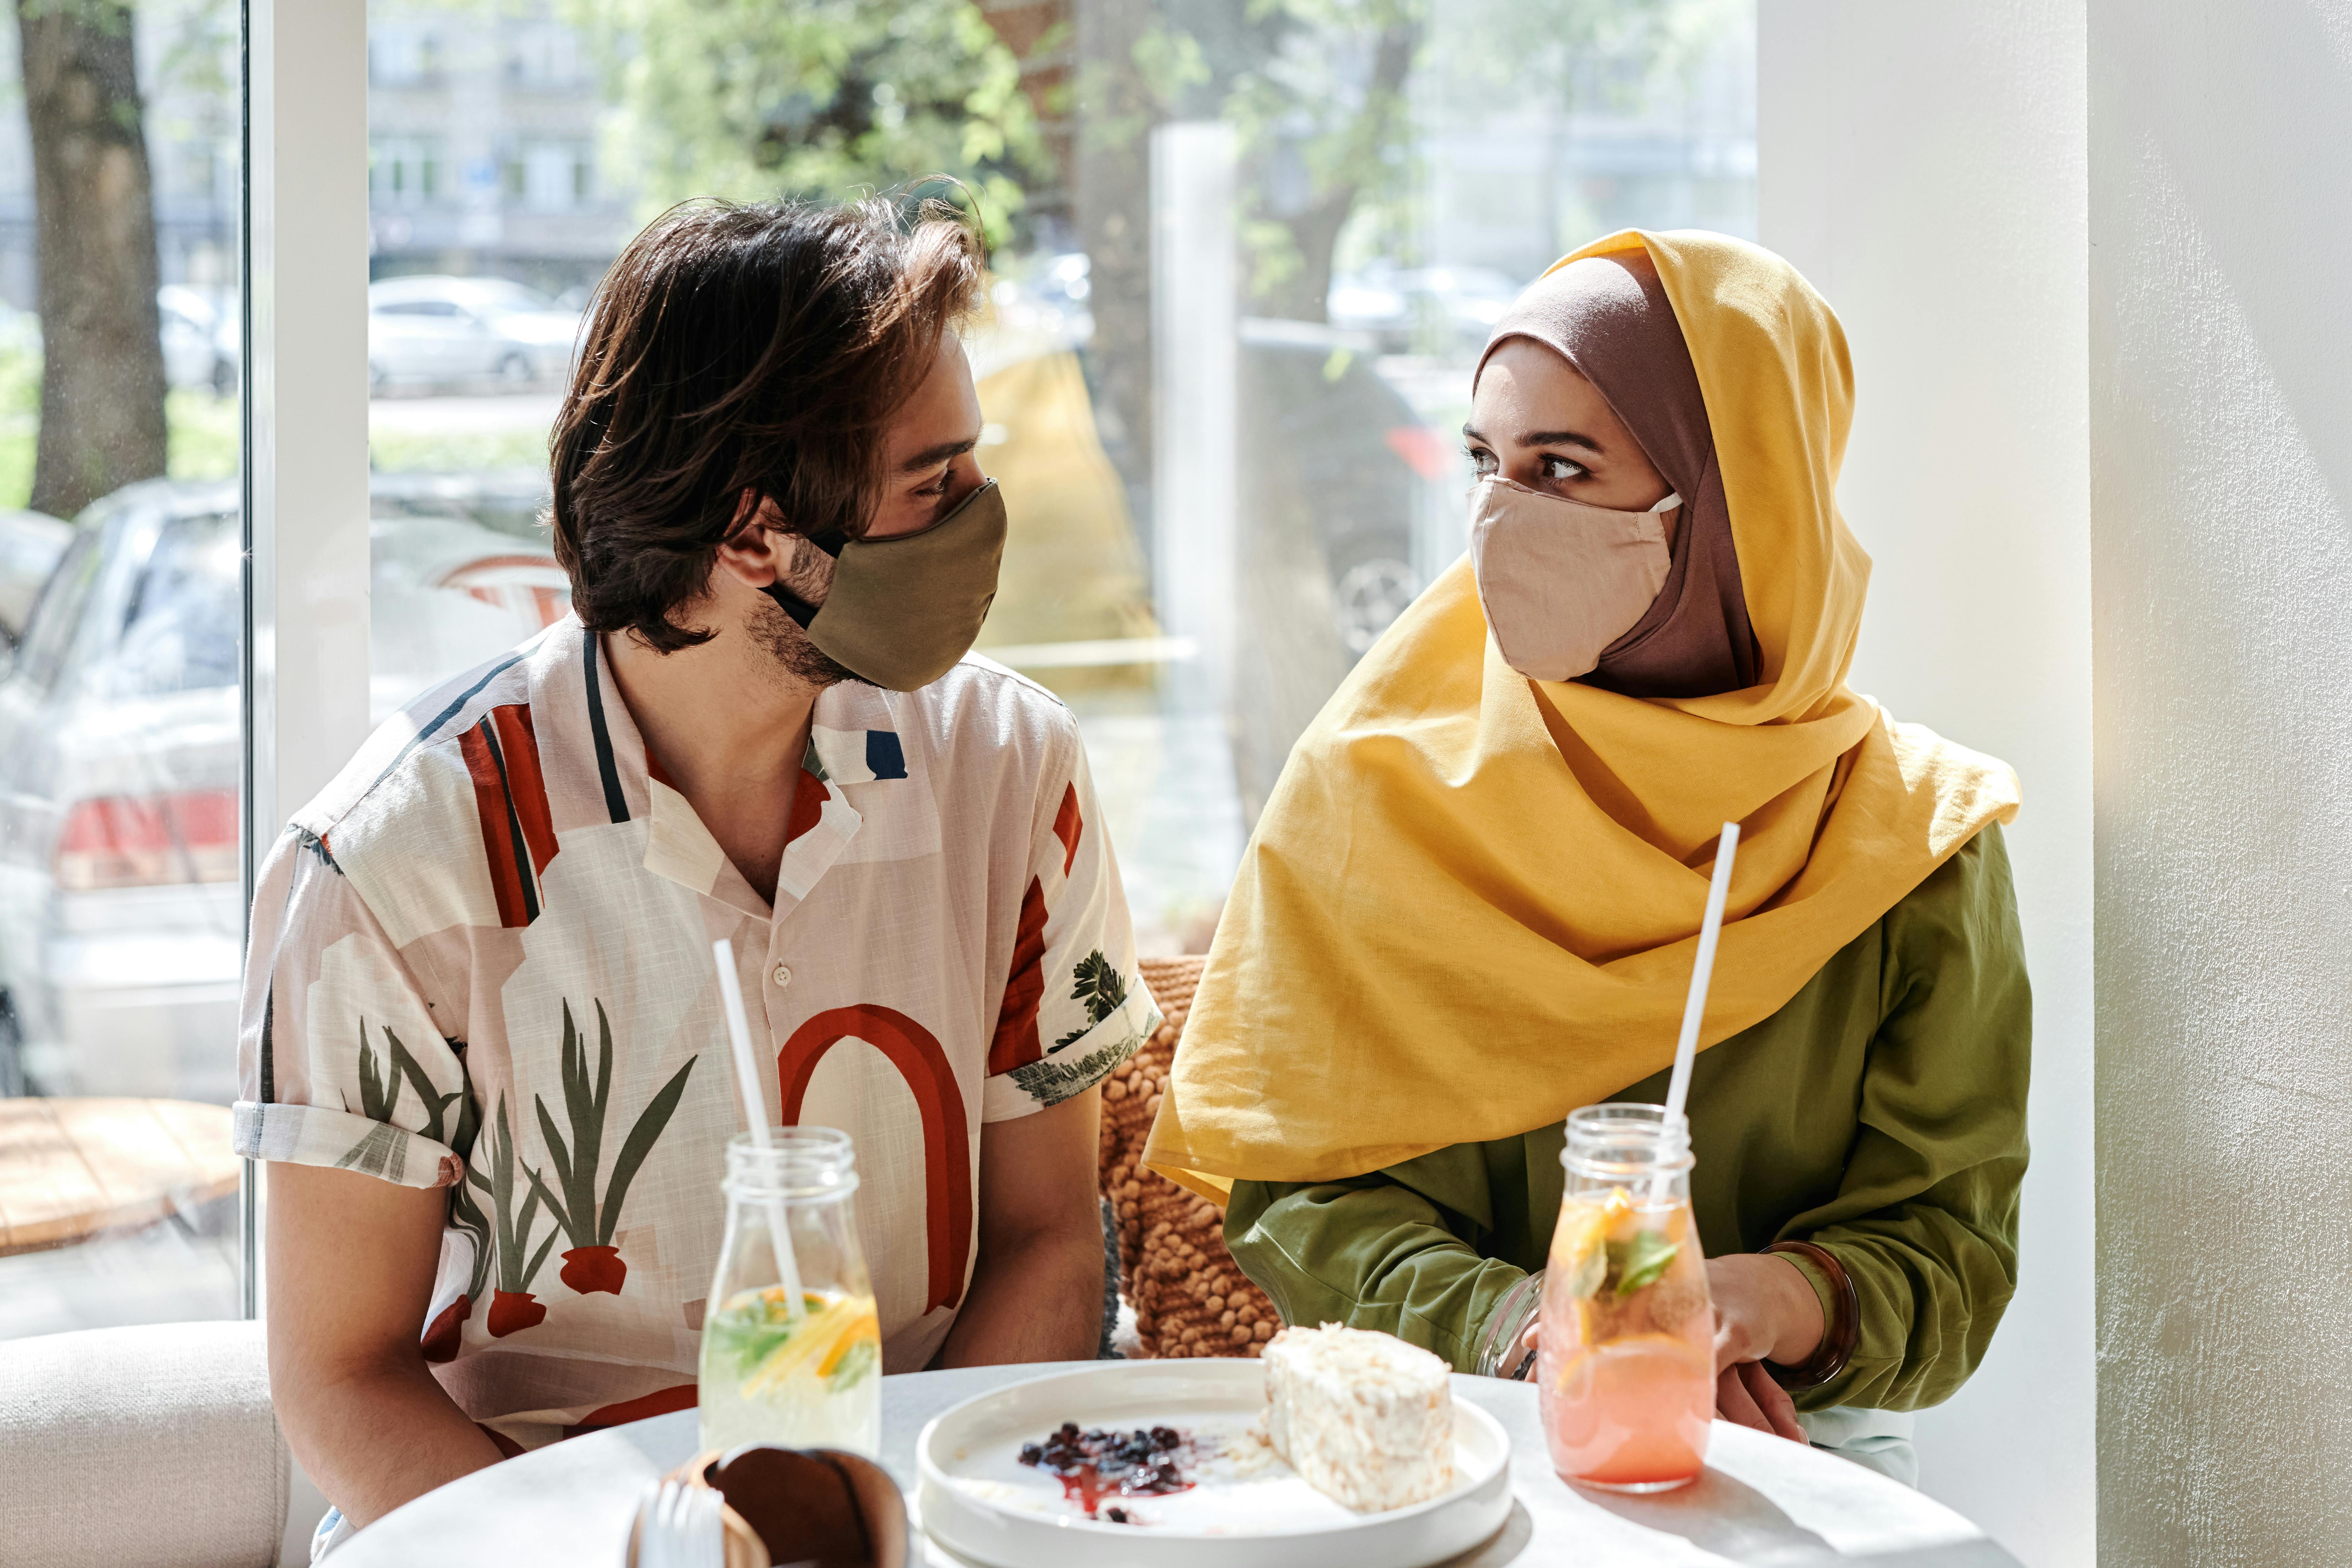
[[915, 1360, 1512, 1568]]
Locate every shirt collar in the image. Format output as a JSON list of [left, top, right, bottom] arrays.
[[577, 628, 890, 917], [806, 682, 910, 784]]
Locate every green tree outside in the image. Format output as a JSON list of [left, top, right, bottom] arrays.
[[564, 0, 1052, 248]]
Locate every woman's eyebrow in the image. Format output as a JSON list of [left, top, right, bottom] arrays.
[[1517, 428, 1605, 454], [1459, 421, 1604, 455]]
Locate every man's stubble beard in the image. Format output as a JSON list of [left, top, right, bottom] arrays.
[[744, 588, 865, 692]]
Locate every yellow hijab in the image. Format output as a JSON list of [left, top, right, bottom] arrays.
[[1145, 229, 2021, 1203]]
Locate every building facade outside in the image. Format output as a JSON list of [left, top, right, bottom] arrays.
[[365, 0, 635, 297]]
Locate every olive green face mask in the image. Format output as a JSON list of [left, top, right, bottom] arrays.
[[762, 479, 1008, 691]]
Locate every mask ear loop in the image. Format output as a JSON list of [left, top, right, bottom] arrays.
[[759, 527, 848, 630], [757, 475, 999, 629], [1647, 492, 1683, 513]]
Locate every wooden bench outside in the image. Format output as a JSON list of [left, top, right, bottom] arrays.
[[0, 1098, 241, 1257]]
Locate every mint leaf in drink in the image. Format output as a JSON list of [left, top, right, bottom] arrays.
[[704, 1291, 803, 1380], [1611, 1230, 1681, 1298]]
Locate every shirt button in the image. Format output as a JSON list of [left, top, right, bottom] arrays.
[[772, 964, 793, 988]]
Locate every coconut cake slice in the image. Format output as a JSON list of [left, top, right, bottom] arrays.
[[1262, 1322, 1455, 1512]]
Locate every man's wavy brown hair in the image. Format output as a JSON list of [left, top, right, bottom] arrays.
[[547, 197, 985, 652]]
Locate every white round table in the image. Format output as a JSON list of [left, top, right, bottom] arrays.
[[332, 1363, 2019, 1567]]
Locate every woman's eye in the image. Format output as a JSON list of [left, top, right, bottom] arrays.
[[1466, 447, 1496, 476], [1539, 455, 1588, 482]]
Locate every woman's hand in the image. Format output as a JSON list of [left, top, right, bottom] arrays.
[[1706, 1253, 1824, 1444], [1715, 1362, 1803, 1441]]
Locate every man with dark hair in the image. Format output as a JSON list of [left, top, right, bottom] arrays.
[[240, 199, 1158, 1542]]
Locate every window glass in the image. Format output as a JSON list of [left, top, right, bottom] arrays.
[[0, 0, 245, 1340], [361, 0, 1754, 950]]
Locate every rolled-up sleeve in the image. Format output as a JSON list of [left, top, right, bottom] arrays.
[[981, 723, 1161, 1122], [1225, 1146, 1529, 1372], [233, 825, 469, 1190]]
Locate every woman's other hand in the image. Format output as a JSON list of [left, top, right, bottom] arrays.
[[1715, 1362, 1805, 1441], [1706, 1253, 1825, 1443]]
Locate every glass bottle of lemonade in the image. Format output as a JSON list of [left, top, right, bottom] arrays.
[[698, 1128, 882, 1456], [1537, 1104, 1715, 1492]]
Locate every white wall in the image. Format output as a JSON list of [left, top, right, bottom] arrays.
[[2088, 1, 2352, 1560], [1759, 7, 2095, 1565]]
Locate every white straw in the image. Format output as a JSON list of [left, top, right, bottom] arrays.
[[712, 939, 805, 1322], [1663, 821, 1741, 1129]]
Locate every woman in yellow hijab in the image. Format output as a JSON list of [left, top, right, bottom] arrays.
[[1145, 231, 2027, 1480]]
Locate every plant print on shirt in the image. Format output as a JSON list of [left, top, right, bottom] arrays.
[[522, 999, 697, 1297], [474, 1095, 559, 1337], [334, 1021, 472, 1188]]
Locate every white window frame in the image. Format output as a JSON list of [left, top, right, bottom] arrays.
[[240, 0, 372, 1315]]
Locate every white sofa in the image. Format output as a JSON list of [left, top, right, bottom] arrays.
[[0, 1320, 292, 1567]]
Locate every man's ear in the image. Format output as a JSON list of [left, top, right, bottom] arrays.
[[712, 491, 789, 590]]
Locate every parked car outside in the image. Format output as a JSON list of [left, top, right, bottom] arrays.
[[0, 292, 235, 407], [0, 476, 571, 1101], [1236, 316, 1437, 656], [368, 275, 583, 392]]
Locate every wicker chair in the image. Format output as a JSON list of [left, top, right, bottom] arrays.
[[1100, 956, 1280, 1359]]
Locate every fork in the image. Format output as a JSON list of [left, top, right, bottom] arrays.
[[638, 1477, 727, 1568]]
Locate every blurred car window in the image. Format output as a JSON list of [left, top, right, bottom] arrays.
[[105, 511, 241, 698]]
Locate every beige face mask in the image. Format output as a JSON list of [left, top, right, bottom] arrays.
[[1468, 476, 1681, 683]]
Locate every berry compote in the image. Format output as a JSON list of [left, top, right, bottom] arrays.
[[1017, 1421, 1195, 1523]]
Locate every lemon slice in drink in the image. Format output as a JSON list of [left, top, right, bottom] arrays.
[[1552, 1188, 1632, 1297], [1549, 1329, 1712, 1395], [742, 1293, 871, 1396], [816, 1309, 881, 1379]]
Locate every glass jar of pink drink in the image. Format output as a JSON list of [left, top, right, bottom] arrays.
[[1536, 1103, 1715, 1492]]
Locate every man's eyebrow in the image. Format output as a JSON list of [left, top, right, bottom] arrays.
[[898, 433, 981, 474]]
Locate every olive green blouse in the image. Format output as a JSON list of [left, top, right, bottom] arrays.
[[1222, 824, 2029, 1413]]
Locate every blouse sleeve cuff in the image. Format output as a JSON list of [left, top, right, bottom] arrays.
[[233, 1100, 463, 1190], [1763, 1238, 1860, 1391]]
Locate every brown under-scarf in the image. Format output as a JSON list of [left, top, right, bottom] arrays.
[[1473, 250, 1760, 699]]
